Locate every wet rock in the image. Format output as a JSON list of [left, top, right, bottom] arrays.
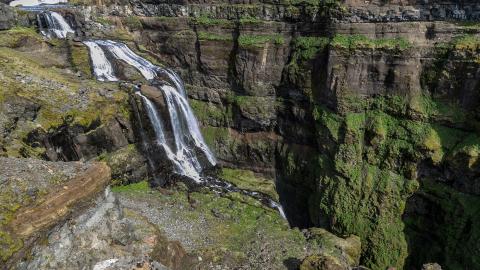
[[300, 254, 348, 270], [422, 263, 442, 270]]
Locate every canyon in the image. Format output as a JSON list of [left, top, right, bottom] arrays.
[[0, 0, 479, 269]]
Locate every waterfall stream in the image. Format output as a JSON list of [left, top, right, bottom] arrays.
[[31, 10, 286, 218], [36, 11, 74, 39], [84, 39, 216, 182], [83, 41, 119, 82]]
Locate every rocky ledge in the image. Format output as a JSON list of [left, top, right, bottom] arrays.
[[0, 157, 111, 268]]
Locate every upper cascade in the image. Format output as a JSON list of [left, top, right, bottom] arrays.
[[84, 39, 217, 182], [37, 11, 74, 39]]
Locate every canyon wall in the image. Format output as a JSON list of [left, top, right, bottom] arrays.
[[1, 0, 480, 269]]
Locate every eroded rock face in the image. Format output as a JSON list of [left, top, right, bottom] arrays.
[[0, 158, 110, 267], [57, 1, 480, 268], [0, 4, 15, 30]]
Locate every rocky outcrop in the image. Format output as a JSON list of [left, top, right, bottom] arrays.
[[0, 4, 15, 30], [0, 158, 111, 267], [13, 181, 361, 270]]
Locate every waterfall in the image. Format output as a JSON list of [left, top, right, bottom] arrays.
[[37, 11, 75, 39], [94, 40, 158, 80], [163, 69, 187, 98], [85, 39, 215, 181], [83, 41, 118, 82], [82, 39, 286, 218], [135, 92, 202, 181], [160, 85, 216, 166]]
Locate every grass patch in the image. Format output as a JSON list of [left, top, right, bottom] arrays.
[[331, 34, 411, 51], [294, 36, 330, 60], [197, 31, 232, 42], [220, 168, 279, 201], [111, 181, 150, 193]]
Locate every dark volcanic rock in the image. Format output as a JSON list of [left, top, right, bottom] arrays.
[[0, 4, 15, 30]]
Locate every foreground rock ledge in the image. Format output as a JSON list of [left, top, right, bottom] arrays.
[[0, 158, 111, 267]]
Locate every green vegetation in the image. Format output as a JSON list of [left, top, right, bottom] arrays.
[[197, 31, 232, 42], [123, 16, 142, 30], [93, 16, 115, 26], [238, 34, 285, 48], [111, 181, 151, 193], [0, 27, 43, 48], [200, 126, 231, 150], [191, 16, 232, 27], [307, 92, 479, 270], [404, 179, 480, 269], [0, 32, 130, 158], [451, 34, 480, 51], [189, 99, 232, 126], [70, 42, 92, 79], [220, 168, 279, 201], [331, 34, 411, 51], [293, 36, 330, 60], [239, 16, 263, 25], [113, 182, 307, 267]]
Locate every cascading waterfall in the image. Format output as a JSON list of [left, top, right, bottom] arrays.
[[94, 40, 158, 80], [135, 91, 202, 180], [36, 11, 74, 39], [83, 41, 118, 82], [80, 37, 285, 217], [84, 39, 215, 182]]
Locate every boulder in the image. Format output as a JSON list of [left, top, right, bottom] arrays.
[[0, 3, 15, 30]]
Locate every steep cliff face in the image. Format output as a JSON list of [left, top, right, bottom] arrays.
[[63, 0, 480, 268], [2, 0, 480, 269]]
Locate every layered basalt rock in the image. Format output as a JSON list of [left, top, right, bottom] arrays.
[[0, 158, 111, 268], [3, 0, 480, 269]]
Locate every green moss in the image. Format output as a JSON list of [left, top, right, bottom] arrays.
[[238, 16, 263, 25], [404, 179, 480, 269], [452, 34, 480, 51], [220, 168, 278, 201], [114, 184, 308, 268], [111, 181, 150, 193], [0, 27, 43, 48], [197, 31, 232, 42], [191, 16, 232, 27], [189, 99, 232, 126], [93, 16, 115, 26], [123, 16, 142, 30], [331, 34, 411, 51], [238, 34, 284, 48], [313, 106, 342, 141], [200, 126, 230, 149], [294, 36, 330, 60], [70, 42, 92, 79]]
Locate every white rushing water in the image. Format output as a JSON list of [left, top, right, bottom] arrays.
[[83, 41, 118, 82], [83, 39, 215, 181], [136, 92, 202, 181], [37, 11, 75, 39], [161, 85, 216, 166], [9, 0, 66, 6], [94, 40, 158, 80]]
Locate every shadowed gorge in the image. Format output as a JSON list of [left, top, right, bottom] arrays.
[[0, 0, 480, 269]]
